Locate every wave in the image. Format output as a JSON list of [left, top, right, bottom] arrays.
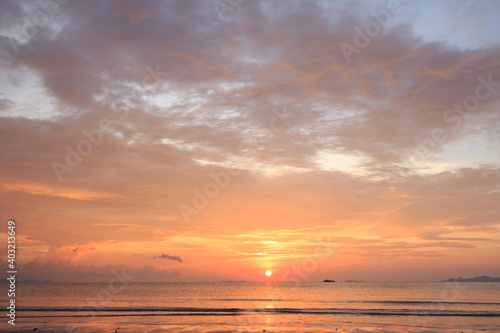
[[209, 299, 500, 306], [16, 307, 500, 318], [335, 300, 500, 306]]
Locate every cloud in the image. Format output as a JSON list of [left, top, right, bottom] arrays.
[[0, 0, 499, 281], [153, 253, 183, 263], [0, 98, 15, 111], [14, 261, 179, 282]]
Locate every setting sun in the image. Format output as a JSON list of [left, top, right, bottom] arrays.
[[266, 270, 272, 277]]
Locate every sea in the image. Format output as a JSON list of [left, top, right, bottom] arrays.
[[3, 281, 500, 332]]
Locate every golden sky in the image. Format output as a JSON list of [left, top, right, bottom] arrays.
[[1, 0, 500, 282]]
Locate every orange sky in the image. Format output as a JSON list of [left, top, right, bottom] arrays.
[[1, 0, 500, 282]]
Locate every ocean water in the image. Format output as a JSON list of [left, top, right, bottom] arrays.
[[4, 282, 500, 332]]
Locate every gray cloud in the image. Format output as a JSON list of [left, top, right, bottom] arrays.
[[153, 253, 183, 263]]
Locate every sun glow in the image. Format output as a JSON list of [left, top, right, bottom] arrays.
[[266, 270, 272, 277]]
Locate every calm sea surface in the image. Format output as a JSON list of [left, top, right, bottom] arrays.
[[4, 282, 500, 332]]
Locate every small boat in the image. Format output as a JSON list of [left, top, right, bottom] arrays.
[[323, 279, 335, 282]]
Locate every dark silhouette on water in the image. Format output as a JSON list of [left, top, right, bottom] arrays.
[[323, 279, 335, 282], [441, 275, 500, 282]]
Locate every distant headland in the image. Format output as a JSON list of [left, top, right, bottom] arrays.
[[0, 278, 54, 283], [219, 280, 247, 283], [441, 275, 500, 282]]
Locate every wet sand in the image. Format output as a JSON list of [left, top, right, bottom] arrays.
[[8, 316, 488, 333]]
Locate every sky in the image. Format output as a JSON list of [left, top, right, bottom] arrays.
[[0, 0, 500, 283]]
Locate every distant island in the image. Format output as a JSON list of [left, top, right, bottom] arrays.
[[345, 280, 365, 283], [441, 275, 500, 282], [220, 280, 246, 283], [1, 278, 53, 283]]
